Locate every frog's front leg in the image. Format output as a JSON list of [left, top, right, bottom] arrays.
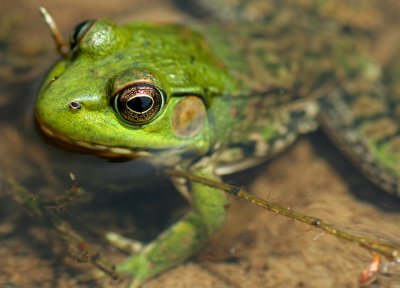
[[117, 166, 227, 287]]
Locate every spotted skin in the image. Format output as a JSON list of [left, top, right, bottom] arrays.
[[193, 0, 400, 195]]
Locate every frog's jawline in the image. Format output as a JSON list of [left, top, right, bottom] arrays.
[[38, 122, 150, 159]]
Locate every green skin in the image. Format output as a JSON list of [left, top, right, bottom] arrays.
[[36, 1, 400, 286], [36, 20, 238, 286]]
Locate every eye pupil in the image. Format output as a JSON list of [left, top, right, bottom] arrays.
[[127, 96, 153, 113]]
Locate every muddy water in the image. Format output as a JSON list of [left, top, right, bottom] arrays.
[[0, 1, 399, 287]]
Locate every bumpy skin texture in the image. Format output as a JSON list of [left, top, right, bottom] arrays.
[[36, 0, 400, 286], [36, 20, 236, 286], [194, 0, 400, 193], [36, 20, 237, 158]]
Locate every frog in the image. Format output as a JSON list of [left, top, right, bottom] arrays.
[[35, 0, 400, 286]]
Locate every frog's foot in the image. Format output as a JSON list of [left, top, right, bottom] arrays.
[[106, 231, 144, 253], [116, 251, 160, 288], [115, 168, 228, 287], [115, 213, 209, 287]]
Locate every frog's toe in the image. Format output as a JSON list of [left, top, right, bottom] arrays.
[[116, 252, 157, 288], [106, 231, 144, 253]]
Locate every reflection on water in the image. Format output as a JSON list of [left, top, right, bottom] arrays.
[[0, 1, 399, 287]]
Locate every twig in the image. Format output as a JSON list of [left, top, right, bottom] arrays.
[[164, 168, 400, 264], [0, 172, 118, 280]]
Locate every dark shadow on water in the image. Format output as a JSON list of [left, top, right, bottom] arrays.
[[218, 129, 400, 213], [172, 0, 212, 20], [308, 130, 400, 213], [43, 150, 188, 242]]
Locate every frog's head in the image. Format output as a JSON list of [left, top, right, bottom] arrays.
[[36, 18, 235, 162]]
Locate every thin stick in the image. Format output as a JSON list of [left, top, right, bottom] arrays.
[[0, 172, 118, 280], [164, 168, 400, 263], [39, 7, 69, 56]]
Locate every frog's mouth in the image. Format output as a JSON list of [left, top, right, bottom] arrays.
[[37, 121, 151, 159]]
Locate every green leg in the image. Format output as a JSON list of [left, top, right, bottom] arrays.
[[117, 167, 227, 287]]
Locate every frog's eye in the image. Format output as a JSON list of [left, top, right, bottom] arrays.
[[113, 83, 164, 126], [70, 20, 93, 49]]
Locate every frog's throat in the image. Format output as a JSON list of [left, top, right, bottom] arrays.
[[38, 122, 150, 159]]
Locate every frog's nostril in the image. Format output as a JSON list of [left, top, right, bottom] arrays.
[[50, 76, 59, 84], [69, 101, 82, 111]]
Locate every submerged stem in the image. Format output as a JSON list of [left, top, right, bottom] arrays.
[[164, 168, 400, 263], [39, 7, 69, 56]]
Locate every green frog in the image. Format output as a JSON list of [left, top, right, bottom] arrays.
[[35, 0, 400, 286]]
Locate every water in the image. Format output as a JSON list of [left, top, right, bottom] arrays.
[[0, 1, 399, 287]]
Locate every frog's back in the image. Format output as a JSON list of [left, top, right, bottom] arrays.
[[195, 0, 400, 195]]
